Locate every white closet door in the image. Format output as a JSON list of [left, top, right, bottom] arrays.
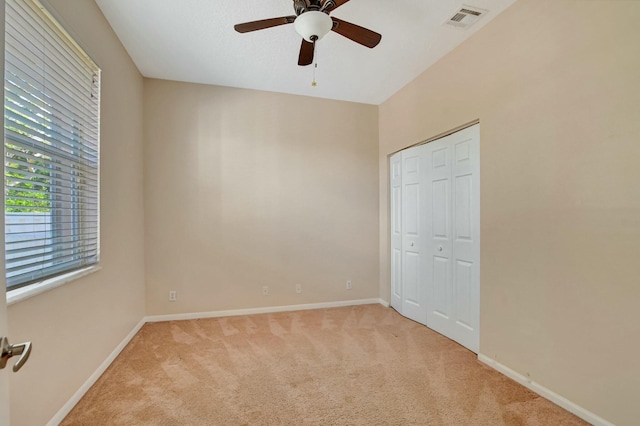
[[425, 137, 454, 337], [425, 125, 480, 352], [390, 152, 403, 312], [450, 125, 480, 352], [400, 146, 427, 324]]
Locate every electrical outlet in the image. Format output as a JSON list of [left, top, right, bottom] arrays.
[[296, 284, 302, 294], [262, 286, 269, 296], [346, 280, 352, 290], [169, 290, 177, 302]]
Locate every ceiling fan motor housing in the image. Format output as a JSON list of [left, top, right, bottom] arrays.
[[294, 11, 333, 42]]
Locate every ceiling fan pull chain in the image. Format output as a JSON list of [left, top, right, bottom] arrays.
[[312, 41, 318, 87], [312, 63, 318, 87]]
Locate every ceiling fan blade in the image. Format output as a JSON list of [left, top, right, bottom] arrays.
[[331, 17, 381, 48], [298, 39, 314, 66], [234, 16, 296, 33], [323, 0, 350, 13]]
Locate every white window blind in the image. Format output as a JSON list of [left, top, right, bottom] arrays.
[[4, 0, 100, 290]]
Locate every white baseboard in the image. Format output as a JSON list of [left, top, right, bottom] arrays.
[[478, 354, 614, 426], [145, 298, 387, 323], [378, 299, 390, 308], [47, 319, 146, 426]]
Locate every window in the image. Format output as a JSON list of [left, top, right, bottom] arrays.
[[4, 0, 100, 291]]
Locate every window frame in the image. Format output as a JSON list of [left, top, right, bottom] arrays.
[[4, 0, 101, 294]]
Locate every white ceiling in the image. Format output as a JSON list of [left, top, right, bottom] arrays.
[[95, 0, 516, 105]]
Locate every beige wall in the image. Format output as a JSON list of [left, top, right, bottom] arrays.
[[7, 1, 146, 425], [379, 1, 640, 425], [144, 80, 379, 315]]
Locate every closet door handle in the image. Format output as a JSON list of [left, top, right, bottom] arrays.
[[438, 246, 443, 252]]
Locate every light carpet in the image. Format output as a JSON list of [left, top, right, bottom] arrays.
[[61, 304, 587, 425]]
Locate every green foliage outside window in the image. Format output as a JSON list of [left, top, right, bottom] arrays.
[[5, 102, 52, 213]]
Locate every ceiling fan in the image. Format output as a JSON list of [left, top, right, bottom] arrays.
[[234, 0, 382, 66]]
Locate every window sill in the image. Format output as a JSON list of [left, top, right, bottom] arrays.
[[6, 266, 102, 306]]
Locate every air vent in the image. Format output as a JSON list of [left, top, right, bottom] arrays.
[[446, 5, 488, 29]]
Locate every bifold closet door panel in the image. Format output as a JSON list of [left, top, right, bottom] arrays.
[[400, 145, 427, 325], [390, 152, 403, 312], [425, 124, 480, 353], [449, 125, 480, 353], [425, 138, 455, 339]]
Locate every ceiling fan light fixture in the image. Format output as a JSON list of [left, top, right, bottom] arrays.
[[294, 11, 332, 42]]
